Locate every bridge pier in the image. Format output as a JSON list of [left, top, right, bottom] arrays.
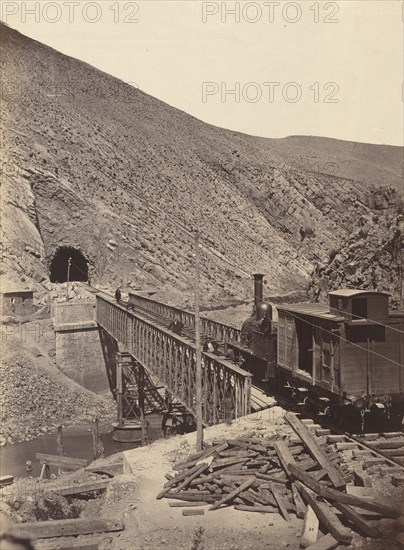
[[53, 302, 108, 392], [113, 353, 146, 446]]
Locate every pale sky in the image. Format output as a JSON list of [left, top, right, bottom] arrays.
[[2, 0, 403, 145]]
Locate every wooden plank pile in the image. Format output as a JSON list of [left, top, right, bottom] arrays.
[[157, 413, 401, 547]]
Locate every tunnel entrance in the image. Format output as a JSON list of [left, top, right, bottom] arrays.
[[50, 247, 88, 283]]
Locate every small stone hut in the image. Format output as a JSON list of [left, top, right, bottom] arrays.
[[1, 287, 34, 316]]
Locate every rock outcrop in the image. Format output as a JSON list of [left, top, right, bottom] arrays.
[[308, 203, 404, 308], [0, 341, 115, 445]]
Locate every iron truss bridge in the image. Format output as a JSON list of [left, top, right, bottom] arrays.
[[96, 295, 252, 426], [127, 292, 242, 345]]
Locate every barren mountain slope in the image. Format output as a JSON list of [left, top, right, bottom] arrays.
[[1, 23, 401, 305]]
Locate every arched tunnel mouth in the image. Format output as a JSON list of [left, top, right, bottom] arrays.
[[50, 246, 89, 283]]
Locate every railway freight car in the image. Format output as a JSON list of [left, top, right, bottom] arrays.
[[228, 275, 404, 432]]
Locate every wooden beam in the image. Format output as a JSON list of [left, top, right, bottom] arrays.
[[305, 533, 339, 550], [159, 462, 207, 497], [169, 501, 208, 507], [270, 483, 290, 522], [165, 492, 220, 503], [211, 456, 251, 470], [272, 440, 297, 476], [333, 501, 382, 538], [312, 469, 328, 482], [234, 504, 276, 513], [40, 464, 50, 480], [84, 468, 115, 478], [174, 463, 210, 492], [9, 518, 123, 540], [0, 475, 14, 488], [194, 231, 203, 452], [256, 473, 288, 484], [210, 477, 255, 510], [289, 464, 400, 518], [353, 468, 373, 487], [296, 483, 352, 544], [300, 505, 319, 548], [284, 413, 345, 489], [292, 483, 306, 519], [174, 443, 228, 470], [36, 453, 88, 468], [35, 538, 109, 550], [182, 509, 205, 516], [48, 479, 111, 497]]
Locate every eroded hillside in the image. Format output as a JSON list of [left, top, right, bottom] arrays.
[[0, 22, 402, 306]]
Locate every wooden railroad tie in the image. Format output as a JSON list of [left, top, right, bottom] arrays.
[[9, 517, 123, 540]]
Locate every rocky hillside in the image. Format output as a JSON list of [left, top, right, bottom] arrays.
[[308, 210, 404, 308], [1, 22, 402, 306], [0, 321, 115, 445]]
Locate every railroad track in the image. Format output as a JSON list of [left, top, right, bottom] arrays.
[[78, 284, 404, 459], [346, 431, 404, 469], [292, 417, 404, 486]]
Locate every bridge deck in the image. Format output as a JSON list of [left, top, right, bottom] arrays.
[[128, 292, 242, 344], [128, 293, 276, 412], [96, 295, 253, 426]]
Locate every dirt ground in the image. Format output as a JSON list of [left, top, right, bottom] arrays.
[[3, 406, 402, 550], [114, 407, 301, 550]]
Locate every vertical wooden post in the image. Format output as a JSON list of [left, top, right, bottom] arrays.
[[98, 434, 105, 459], [245, 376, 252, 416], [40, 462, 50, 480], [195, 231, 203, 452], [116, 356, 124, 428], [213, 367, 217, 425], [138, 363, 147, 446], [56, 425, 64, 476], [92, 417, 99, 461], [66, 256, 71, 300], [366, 337, 370, 396], [57, 425, 64, 456], [400, 245, 404, 309]]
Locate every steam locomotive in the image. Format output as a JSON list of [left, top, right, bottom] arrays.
[[227, 274, 404, 432]]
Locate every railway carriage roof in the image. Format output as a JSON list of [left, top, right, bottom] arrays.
[[328, 289, 390, 297], [277, 303, 344, 321]]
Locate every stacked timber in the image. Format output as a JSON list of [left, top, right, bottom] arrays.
[[158, 413, 401, 548]]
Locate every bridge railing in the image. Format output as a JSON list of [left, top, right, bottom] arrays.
[[128, 293, 241, 344], [96, 296, 251, 425]]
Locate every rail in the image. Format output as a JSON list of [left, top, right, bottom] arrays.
[[96, 296, 251, 425], [128, 293, 241, 344]]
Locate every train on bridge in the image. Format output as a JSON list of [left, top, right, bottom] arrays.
[[227, 274, 404, 432], [99, 273, 403, 434]]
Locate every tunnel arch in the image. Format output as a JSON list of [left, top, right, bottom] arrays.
[[50, 246, 89, 283]]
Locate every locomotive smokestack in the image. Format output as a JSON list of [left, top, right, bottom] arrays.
[[253, 273, 264, 312]]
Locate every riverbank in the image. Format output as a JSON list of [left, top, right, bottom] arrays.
[[0, 319, 115, 446], [0, 415, 163, 478]]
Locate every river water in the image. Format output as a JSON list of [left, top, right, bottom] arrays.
[[0, 415, 163, 479]]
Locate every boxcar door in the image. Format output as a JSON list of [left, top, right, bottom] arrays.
[[331, 336, 340, 392], [313, 325, 321, 385], [320, 326, 332, 388]]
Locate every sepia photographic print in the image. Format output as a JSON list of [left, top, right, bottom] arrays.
[[0, 1, 403, 549]]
